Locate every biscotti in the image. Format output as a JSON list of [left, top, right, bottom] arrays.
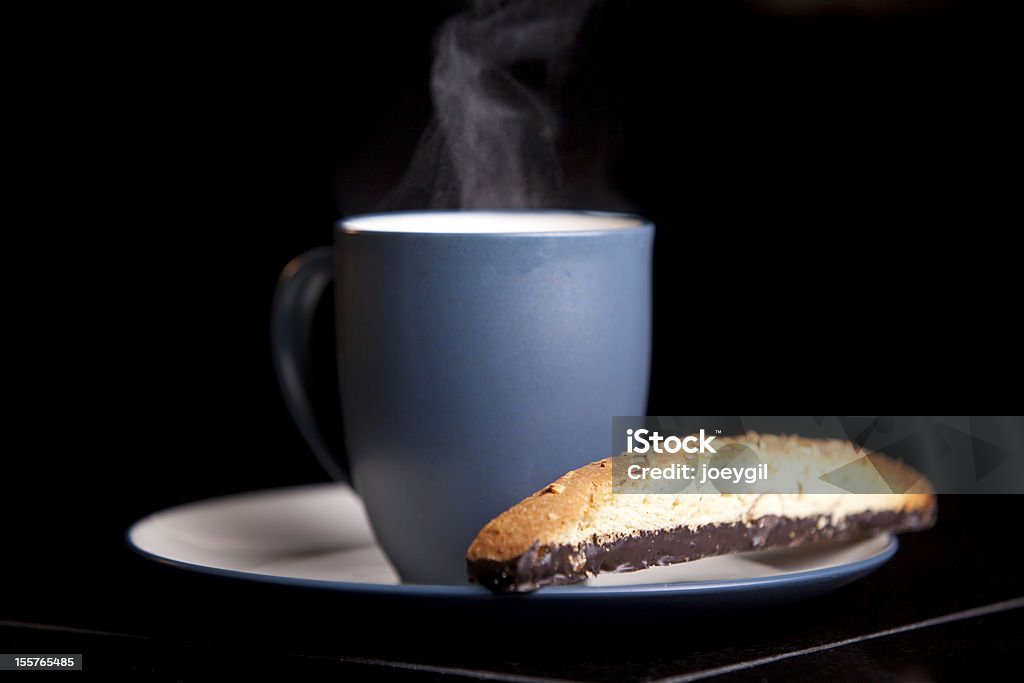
[[466, 432, 937, 592]]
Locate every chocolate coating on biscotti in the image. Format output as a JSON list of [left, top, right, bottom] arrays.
[[468, 507, 935, 592]]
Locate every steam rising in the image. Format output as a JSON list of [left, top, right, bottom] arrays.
[[388, 0, 596, 209]]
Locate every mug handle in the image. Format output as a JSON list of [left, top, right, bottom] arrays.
[[270, 246, 349, 482]]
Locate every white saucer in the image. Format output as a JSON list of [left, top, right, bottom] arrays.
[[128, 483, 897, 602]]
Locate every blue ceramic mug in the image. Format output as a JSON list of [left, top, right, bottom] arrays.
[[272, 210, 653, 584]]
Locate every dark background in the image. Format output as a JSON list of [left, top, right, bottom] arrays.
[[7, 0, 1022, 677], [102, 0, 1016, 503]]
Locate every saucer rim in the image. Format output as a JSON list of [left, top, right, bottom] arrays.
[[126, 484, 898, 600]]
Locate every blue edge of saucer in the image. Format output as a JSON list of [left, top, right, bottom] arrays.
[[127, 527, 898, 605]]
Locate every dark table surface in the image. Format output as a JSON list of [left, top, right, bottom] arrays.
[[3, 495, 1021, 681]]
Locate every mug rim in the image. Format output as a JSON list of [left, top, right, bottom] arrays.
[[335, 209, 652, 236]]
